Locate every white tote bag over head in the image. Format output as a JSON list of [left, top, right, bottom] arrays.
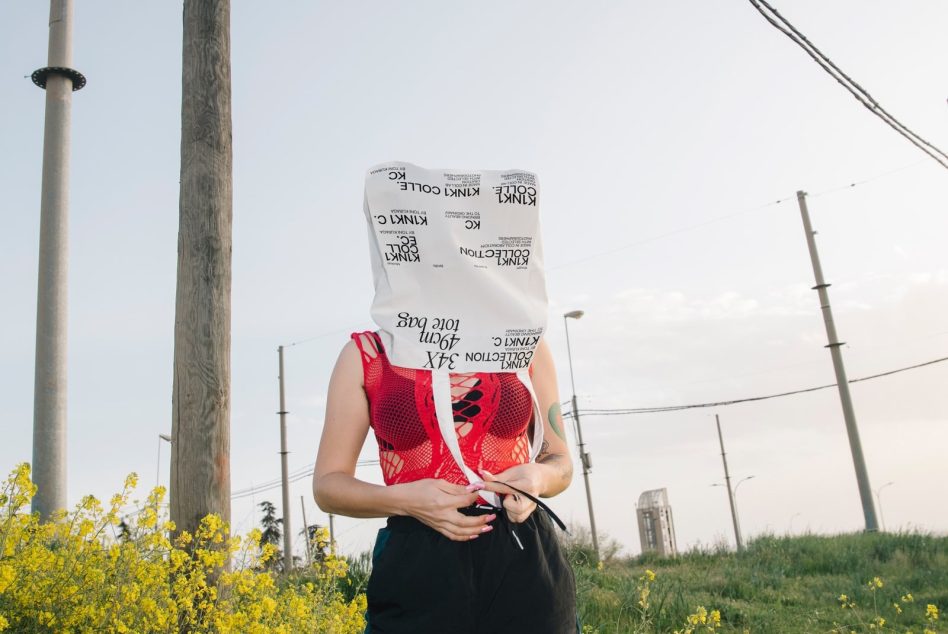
[[364, 161, 549, 503]]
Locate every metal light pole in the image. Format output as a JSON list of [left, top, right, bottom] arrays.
[[563, 310, 600, 562], [874, 481, 894, 532], [797, 191, 878, 532], [788, 512, 802, 534], [156, 433, 172, 490], [711, 474, 755, 546], [300, 495, 312, 566], [733, 475, 755, 542], [30, 0, 86, 520]]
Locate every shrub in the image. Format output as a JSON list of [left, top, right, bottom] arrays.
[[0, 463, 366, 633]]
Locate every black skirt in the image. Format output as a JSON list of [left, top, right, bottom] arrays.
[[365, 507, 578, 634]]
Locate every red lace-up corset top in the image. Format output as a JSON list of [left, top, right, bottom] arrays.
[[352, 331, 535, 486]]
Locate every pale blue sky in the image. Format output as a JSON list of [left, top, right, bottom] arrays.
[[2, 1, 946, 556]]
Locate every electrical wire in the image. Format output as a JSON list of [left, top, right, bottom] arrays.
[[230, 459, 380, 501], [549, 158, 924, 272], [747, 0, 948, 171], [562, 353, 948, 418]]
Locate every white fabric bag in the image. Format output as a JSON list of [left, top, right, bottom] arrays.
[[364, 161, 549, 503]]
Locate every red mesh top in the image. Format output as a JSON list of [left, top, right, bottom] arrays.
[[352, 331, 535, 486]]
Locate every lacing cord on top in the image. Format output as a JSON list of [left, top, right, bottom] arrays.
[[492, 480, 568, 534]]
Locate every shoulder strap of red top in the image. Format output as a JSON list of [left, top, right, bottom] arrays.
[[350, 331, 384, 377]]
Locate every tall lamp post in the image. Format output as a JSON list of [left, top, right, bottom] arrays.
[[564, 310, 600, 562], [712, 474, 754, 551], [733, 475, 755, 541], [874, 481, 894, 532]]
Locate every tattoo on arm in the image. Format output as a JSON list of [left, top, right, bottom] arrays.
[[537, 448, 573, 482], [536, 439, 551, 459], [547, 402, 565, 441]]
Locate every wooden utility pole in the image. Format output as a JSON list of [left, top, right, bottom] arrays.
[[797, 191, 878, 532], [170, 0, 233, 540], [31, 0, 86, 521]]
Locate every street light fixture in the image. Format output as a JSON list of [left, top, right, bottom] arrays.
[[734, 475, 755, 496], [157, 433, 172, 490], [874, 481, 894, 532], [732, 475, 755, 543], [563, 309, 599, 562], [788, 512, 802, 535]]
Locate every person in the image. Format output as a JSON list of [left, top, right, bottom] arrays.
[[313, 162, 578, 633]]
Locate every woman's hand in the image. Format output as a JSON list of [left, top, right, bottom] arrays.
[[394, 478, 496, 541], [479, 465, 545, 524]]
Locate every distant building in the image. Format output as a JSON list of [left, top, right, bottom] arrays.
[[637, 488, 678, 557]]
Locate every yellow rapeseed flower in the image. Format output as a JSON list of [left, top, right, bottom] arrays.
[[926, 604, 939, 621], [0, 465, 366, 633]]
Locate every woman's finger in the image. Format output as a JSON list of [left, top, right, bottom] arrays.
[[441, 525, 485, 542], [480, 480, 519, 496], [445, 512, 496, 530], [439, 481, 479, 496]]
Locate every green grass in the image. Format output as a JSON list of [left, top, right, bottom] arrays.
[[568, 531, 947, 633]]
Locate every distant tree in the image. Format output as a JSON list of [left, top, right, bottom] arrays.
[[258, 500, 284, 572], [301, 523, 330, 564], [117, 518, 132, 543]]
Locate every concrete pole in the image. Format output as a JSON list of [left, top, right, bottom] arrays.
[[563, 312, 600, 562], [300, 495, 312, 566], [278, 346, 293, 572], [31, 0, 86, 520], [328, 512, 335, 554], [797, 191, 879, 532], [715, 415, 743, 552]]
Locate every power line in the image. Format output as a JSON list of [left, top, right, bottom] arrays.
[[285, 323, 373, 348], [563, 353, 948, 418], [550, 159, 924, 272], [231, 459, 380, 501], [747, 0, 948, 171]]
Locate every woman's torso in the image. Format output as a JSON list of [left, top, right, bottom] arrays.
[[352, 331, 535, 485]]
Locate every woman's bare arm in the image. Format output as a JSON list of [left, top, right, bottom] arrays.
[[312, 340, 402, 517], [530, 337, 574, 496]]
